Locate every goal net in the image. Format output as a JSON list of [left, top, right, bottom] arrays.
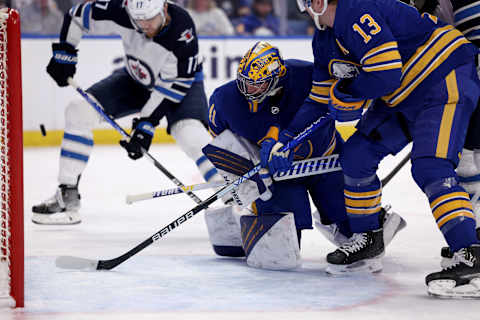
[[0, 8, 24, 308]]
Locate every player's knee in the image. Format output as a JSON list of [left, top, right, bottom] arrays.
[[240, 212, 300, 270], [65, 99, 100, 131], [411, 157, 456, 192], [170, 118, 211, 160]]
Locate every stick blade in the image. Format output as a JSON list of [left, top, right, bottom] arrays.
[[55, 255, 99, 271]]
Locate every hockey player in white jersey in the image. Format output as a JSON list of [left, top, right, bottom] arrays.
[[32, 0, 224, 225]]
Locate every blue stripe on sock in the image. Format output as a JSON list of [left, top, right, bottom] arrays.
[[64, 133, 94, 146], [204, 168, 218, 182], [61, 149, 89, 162], [458, 174, 480, 183], [196, 155, 208, 166]]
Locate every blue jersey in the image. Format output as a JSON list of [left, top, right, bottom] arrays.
[[208, 59, 337, 160], [328, 0, 476, 104]]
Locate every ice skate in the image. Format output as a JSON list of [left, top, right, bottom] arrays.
[[314, 206, 406, 247], [427, 244, 480, 299], [326, 229, 384, 274], [32, 184, 81, 225]]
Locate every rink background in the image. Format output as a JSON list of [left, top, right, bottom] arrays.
[[5, 144, 478, 319]]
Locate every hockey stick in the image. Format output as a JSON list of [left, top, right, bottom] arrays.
[[380, 150, 412, 187], [55, 116, 329, 271], [67, 78, 203, 205], [126, 155, 341, 204]]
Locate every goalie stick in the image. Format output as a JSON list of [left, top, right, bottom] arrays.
[[55, 116, 329, 271], [126, 155, 341, 204], [67, 78, 204, 205], [125, 149, 410, 204]]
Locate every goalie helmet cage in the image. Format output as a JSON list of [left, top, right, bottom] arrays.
[[0, 8, 24, 308]]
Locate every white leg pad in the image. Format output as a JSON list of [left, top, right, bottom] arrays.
[[241, 212, 300, 270], [204, 206, 245, 257]]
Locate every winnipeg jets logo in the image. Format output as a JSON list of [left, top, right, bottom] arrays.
[[178, 28, 195, 44], [126, 55, 155, 88], [271, 106, 280, 114]]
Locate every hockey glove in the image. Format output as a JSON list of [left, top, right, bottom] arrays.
[[260, 130, 294, 174], [46, 42, 78, 87], [120, 118, 154, 160], [328, 79, 373, 122]]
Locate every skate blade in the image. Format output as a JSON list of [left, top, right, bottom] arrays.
[[383, 212, 407, 247], [326, 257, 383, 275], [32, 211, 81, 225], [428, 278, 480, 299]]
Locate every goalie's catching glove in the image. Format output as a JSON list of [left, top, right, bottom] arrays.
[[120, 118, 154, 160], [46, 42, 78, 87]]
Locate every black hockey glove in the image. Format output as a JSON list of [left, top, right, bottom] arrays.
[[46, 42, 78, 87], [119, 118, 155, 160]]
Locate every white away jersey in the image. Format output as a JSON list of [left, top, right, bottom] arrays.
[[59, 0, 202, 119]]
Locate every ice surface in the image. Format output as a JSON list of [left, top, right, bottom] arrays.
[[2, 145, 478, 319]]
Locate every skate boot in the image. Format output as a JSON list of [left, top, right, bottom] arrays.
[[32, 184, 81, 225], [440, 228, 480, 268], [326, 228, 384, 274], [426, 244, 480, 298], [314, 206, 406, 247]]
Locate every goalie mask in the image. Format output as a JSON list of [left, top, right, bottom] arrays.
[[296, 0, 328, 30], [126, 0, 167, 35], [236, 41, 286, 108]]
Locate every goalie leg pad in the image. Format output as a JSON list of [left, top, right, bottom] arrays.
[[240, 212, 300, 270], [204, 206, 245, 257]]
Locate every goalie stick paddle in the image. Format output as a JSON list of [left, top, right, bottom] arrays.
[[126, 155, 341, 204], [55, 116, 330, 271], [67, 78, 204, 205]]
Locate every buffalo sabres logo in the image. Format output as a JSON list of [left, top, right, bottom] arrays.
[[178, 28, 195, 44], [329, 59, 360, 79], [126, 55, 155, 88], [271, 106, 280, 114]]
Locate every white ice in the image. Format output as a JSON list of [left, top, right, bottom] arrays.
[[2, 145, 480, 319]]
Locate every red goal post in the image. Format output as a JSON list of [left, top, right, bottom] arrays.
[[0, 8, 24, 308]]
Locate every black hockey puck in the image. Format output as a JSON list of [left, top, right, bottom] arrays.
[[40, 124, 46, 136]]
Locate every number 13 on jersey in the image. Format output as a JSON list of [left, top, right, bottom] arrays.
[[352, 14, 382, 44]]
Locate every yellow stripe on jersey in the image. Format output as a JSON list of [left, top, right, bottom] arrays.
[[248, 100, 259, 113], [362, 50, 403, 71], [309, 80, 334, 104], [208, 103, 217, 127], [361, 41, 399, 64], [436, 70, 459, 158], [345, 186, 382, 215], [383, 26, 470, 106], [208, 127, 218, 137]]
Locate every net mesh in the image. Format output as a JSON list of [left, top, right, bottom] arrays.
[[0, 8, 13, 307]]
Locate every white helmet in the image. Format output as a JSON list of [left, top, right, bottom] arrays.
[[296, 0, 329, 30], [126, 0, 166, 20]]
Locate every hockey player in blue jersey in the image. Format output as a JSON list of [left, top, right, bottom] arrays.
[[32, 0, 224, 225], [403, 0, 480, 262], [275, 0, 480, 297], [204, 41, 405, 270]]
